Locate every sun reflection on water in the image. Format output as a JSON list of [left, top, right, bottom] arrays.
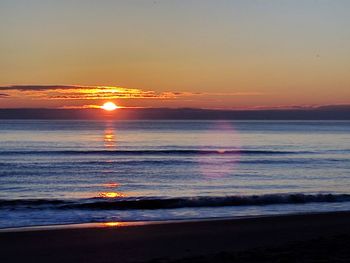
[[103, 182, 120, 188], [104, 127, 116, 148], [104, 222, 121, 227]]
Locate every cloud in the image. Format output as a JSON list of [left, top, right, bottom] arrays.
[[0, 85, 180, 100], [200, 92, 263, 96], [315, 104, 350, 110], [0, 93, 9, 98], [245, 103, 350, 111], [0, 85, 262, 101], [0, 85, 77, 91], [59, 104, 102, 109]]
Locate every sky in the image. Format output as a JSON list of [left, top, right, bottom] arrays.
[[1, 0, 350, 109]]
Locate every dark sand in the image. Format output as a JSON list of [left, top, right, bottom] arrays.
[[2, 212, 350, 263]]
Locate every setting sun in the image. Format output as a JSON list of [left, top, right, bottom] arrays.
[[101, 102, 118, 111]]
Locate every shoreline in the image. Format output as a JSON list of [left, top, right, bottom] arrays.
[[0, 210, 347, 233], [2, 211, 350, 262], [0, 214, 282, 233]]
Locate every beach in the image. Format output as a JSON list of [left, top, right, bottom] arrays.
[[2, 211, 350, 263]]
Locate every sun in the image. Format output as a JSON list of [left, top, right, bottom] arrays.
[[101, 102, 118, 111]]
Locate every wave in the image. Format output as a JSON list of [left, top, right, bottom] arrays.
[[0, 149, 308, 156], [1, 193, 350, 210]]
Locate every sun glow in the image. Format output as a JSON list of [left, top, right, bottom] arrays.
[[101, 102, 118, 111]]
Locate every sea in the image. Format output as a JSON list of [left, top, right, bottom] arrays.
[[1, 120, 350, 229]]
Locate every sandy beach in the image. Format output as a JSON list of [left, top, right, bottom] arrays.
[[1, 211, 350, 263]]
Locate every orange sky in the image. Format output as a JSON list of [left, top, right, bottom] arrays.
[[1, 1, 349, 109]]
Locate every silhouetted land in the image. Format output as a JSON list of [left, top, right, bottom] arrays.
[[1, 105, 350, 120]]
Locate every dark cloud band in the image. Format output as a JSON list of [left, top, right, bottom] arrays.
[[0, 93, 9, 98]]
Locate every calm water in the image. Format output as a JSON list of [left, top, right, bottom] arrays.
[[1, 120, 350, 228]]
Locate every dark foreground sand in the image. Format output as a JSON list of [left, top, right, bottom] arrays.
[[1, 212, 350, 263]]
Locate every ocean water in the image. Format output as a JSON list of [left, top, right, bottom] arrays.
[[1, 120, 350, 229]]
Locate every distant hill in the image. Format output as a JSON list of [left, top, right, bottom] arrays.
[[1, 106, 350, 120]]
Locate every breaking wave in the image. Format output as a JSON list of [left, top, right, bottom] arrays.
[[0, 149, 308, 156], [1, 193, 350, 210]]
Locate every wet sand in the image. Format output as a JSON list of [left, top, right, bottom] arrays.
[[1, 211, 350, 263]]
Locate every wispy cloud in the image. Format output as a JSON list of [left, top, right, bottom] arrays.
[[59, 104, 102, 109], [199, 92, 263, 96], [0, 93, 9, 98], [0, 85, 262, 101], [0, 85, 78, 91], [245, 103, 350, 111], [0, 85, 181, 100]]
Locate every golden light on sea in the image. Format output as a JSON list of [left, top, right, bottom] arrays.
[[104, 222, 121, 227], [103, 182, 120, 188], [99, 192, 127, 198]]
